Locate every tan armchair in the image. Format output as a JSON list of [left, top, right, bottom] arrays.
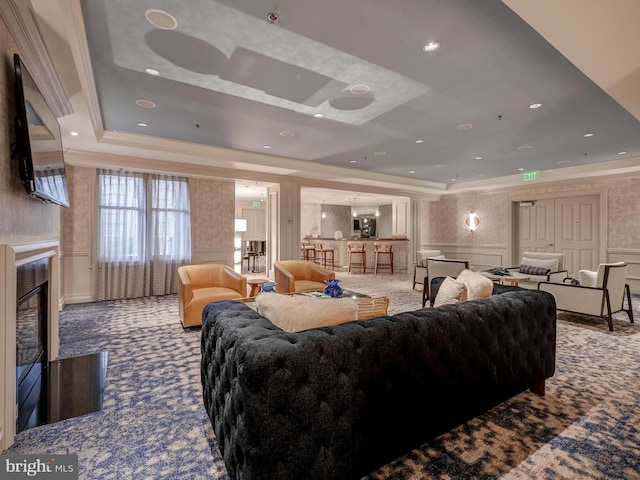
[[178, 264, 247, 327], [273, 260, 335, 294]]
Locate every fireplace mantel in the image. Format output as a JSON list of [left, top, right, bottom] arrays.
[[1, 241, 60, 450]]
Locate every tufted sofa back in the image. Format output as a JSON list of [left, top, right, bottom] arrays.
[[201, 288, 556, 480]]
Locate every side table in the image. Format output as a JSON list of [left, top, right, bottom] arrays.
[[247, 278, 269, 297]]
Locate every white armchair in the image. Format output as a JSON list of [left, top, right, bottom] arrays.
[[538, 262, 634, 331], [422, 257, 470, 307], [412, 250, 442, 290]]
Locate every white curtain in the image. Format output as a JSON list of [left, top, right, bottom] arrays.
[[92, 169, 191, 300]]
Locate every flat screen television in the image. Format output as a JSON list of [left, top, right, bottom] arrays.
[[12, 53, 70, 208]]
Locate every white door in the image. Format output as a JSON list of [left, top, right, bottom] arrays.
[[518, 198, 555, 258], [516, 195, 599, 276], [554, 195, 599, 276]]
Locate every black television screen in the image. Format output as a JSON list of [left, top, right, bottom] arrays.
[[13, 54, 70, 208]]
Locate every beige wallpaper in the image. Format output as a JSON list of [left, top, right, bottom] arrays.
[[0, 15, 59, 246], [421, 176, 640, 250], [191, 177, 235, 251], [62, 164, 93, 253]]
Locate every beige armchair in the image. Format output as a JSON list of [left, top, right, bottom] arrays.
[[538, 262, 634, 331], [413, 250, 442, 290], [423, 258, 470, 307], [178, 264, 247, 327], [274, 260, 335, 294]]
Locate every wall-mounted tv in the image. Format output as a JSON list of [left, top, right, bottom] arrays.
[[12, 53, 70, 208]]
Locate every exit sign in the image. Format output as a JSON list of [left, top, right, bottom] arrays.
[[522, 170, 539, 182], [252, 200, 261, 207]]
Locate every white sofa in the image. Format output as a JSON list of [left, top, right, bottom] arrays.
[[506, 252, 568, 289]]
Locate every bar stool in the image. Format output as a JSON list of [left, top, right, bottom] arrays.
[[373, 242, 393, 274], [317, 243, 335, 270], [301, 243, 316, 262], [347, 242, 366, 273]]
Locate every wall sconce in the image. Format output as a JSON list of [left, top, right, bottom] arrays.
[[464, 212, 480, 231]]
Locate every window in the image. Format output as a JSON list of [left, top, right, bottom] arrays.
[[93, 169, 191, 299]]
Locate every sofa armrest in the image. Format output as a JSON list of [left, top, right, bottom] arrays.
[[538, 281, 606, 315], [274, 265, 295, 293], [307, 263, 336, 282], [220, 267, 247, 295]]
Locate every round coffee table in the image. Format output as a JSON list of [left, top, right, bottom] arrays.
[[247, 278, 269, 297]]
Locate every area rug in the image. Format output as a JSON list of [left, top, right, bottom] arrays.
[[4, 273, 640, 479]]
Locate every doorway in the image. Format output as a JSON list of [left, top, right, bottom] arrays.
[[514, 194, 601, 276]]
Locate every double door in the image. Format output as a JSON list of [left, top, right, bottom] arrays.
[[517, 195, 599, 276]]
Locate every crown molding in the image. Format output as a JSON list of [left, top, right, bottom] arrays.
[[0, 0, 72, 117]]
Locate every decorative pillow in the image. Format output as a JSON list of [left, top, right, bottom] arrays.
[[520, 257, 559, 273], [519, 264, 551, 276], [255, 294, 357, 332], [578, 269, 597, 287], [456, 269, 493, 300], [433, 276, 468, 307]]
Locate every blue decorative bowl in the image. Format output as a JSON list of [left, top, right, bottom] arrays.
[[259, 281, 277, 293]]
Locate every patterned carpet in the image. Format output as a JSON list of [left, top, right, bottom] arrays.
[[5, 272, 640, 479]]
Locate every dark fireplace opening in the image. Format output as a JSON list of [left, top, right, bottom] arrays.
[[16, 281, 47, 432], [16, 258, 108, 433]]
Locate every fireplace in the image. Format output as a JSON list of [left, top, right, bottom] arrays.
[[16, 258, 49, 432], [1, 241, 61, 450]]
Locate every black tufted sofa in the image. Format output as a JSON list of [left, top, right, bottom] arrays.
[[201, 285, 556, 480]]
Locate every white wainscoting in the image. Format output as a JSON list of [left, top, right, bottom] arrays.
[[608, 249, 640, 294]]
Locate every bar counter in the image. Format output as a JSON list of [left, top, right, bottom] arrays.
[[302, 238, 409, 272]]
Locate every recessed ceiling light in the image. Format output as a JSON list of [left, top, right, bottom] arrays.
[[145, 9, 178, 30], [137, 122, 148, 127], [410, 170, 416, 174], [450, 178, 457, 182], [374, 151, 386, 156], [529, 103, 543, 109], [263, 145, 271, 149], [422, 41, 440, 52], [135, 99, 156, 108], [478, 173, 488, 177], [474, 156, 482, 160], [583, 133, 595, 138], [144, 67, 160, 76], [456, 123, 474, 130], [618, 151, 628, 155], [518, 145, 533, 150], [557, 160, 571, 164], [279, 131, 295, 137], [415, 140, 423, 144], [350, 160, 357, 164], [69, 131, 79, 136], [517, 167, 525, 171], [349, 84, 370, 95], [313, 113, 324, 118]]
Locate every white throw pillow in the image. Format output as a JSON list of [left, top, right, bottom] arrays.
[[433, 276, 468, 307], [255, 294, 357, 332], [456, 269, 494, 300], [521, 257, 559, 273], [578, 269, 597, 287]]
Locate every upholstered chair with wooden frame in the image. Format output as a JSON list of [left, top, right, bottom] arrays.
[[178, 264, 247, 327], [274, 260, 335, 294], [422, 258, 470, 307], [538, 262, 634, 331], [413, 250, 442, 290]]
